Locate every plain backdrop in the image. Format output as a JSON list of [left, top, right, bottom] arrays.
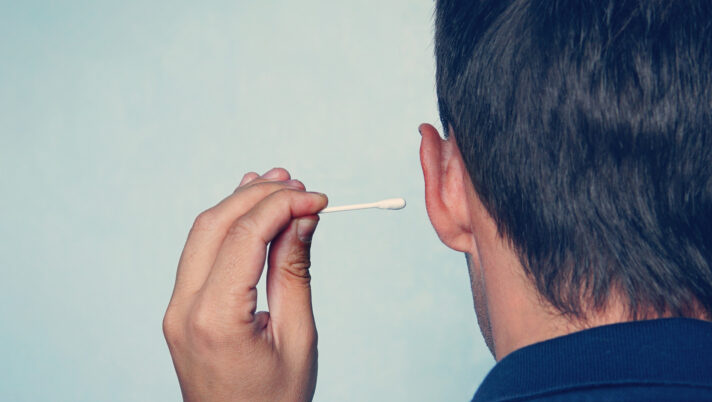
[[0, 1, 495, 400]]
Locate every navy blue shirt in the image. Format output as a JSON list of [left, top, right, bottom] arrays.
[[472, 318, 712, 401]]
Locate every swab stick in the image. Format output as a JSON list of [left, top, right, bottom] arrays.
[[319, 198, 406, 214]]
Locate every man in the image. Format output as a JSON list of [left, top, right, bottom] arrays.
[[163, 0, 712, 400]]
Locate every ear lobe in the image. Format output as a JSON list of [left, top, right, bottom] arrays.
[[419, 123, 475, 253]]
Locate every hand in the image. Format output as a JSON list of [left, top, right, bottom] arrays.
[[163, 168, 328, 402]]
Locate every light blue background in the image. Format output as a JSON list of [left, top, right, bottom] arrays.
[[0, 1, 494, 400]]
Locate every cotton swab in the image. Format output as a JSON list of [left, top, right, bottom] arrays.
[[319, 198, 406, 214]]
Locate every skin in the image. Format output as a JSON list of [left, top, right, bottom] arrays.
[[163, 125, 639, 401]]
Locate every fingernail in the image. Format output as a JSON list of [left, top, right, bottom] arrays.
[[310, 191, 328, 203], [297, 218, 319, 243], [262, 168, 282, 179]]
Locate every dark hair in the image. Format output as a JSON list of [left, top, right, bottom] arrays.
[[435, 0, 712, 319]]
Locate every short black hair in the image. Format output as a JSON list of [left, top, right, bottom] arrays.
[[435, 0, 712, 319]]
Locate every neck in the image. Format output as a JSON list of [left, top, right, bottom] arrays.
[[469, 220, 631, 360], [485, 286, 630, 360], [481, 251, 643, 360]]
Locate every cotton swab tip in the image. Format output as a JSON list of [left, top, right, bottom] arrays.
[[376, 198, 406, 210]]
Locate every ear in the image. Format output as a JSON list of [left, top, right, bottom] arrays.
[[419, 123, 476, 253]]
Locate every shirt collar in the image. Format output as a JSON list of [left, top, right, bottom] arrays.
[[473, 318, 712, 401]]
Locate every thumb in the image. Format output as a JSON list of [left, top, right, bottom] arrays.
[[266, 216, 320, 348]]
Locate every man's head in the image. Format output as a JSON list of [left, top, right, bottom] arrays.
[[422, 0, 712, 351]]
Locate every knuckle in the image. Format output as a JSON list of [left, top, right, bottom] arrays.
[[296, 325, 318, 353], [283, 257, 312, 282], [162, 307, 183, 345], [240, 181, 284, 198], [287, 246, 311, 267], [272, 187, 297, 202], [306, 328, 318, 349], [192, 209, 219, 232], [253, 181, 299, 198], [188, 307, 225, 345], [254, 180, 285, 189], [227, 215, 256, 239]]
